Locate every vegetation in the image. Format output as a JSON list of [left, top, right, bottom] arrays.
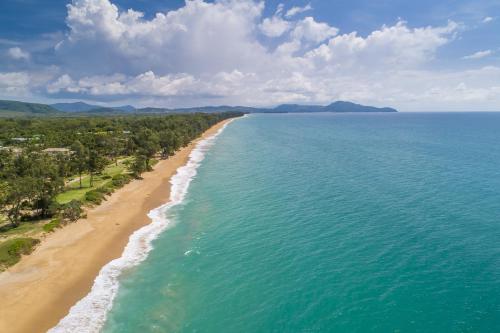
[[0, 237, 40, 270], [0, 111, 241, 269], [0, 100, 59, 115], [42, 218, 62, 233]]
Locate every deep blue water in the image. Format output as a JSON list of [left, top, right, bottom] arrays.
[[104, 113, 500, 332]]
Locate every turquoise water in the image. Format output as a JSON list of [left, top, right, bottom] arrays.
[[103, 113, 500, 332]]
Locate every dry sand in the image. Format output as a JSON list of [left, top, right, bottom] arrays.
[[0, 119, 232, 333]]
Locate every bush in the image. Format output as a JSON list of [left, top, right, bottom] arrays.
[[111, 174, 131, 188], [85, 190, 104, 204], [101, 174, 112, 180], [98, 185, 114, 195], [62, 200, 83, 222], [0, 238, 40, 270], [47, 201, 62, 217], [96, 186, 109, 194], [43, 218, 62, 233]]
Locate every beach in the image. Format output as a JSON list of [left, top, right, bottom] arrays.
[[0, 119, 232, 333]]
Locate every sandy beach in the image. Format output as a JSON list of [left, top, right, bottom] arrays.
[[0, 119, 232, 333]]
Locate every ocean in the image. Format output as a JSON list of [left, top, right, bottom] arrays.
[[56, 113, 500, 332]]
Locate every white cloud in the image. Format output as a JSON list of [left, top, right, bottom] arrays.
[[44, 2, 471, 109], [482, 16, 494, 23], [0, 72, 30, 87], [462, 50, 492, 60], [306, 20, 458, 69], [59, 0, 268, 76], [5, 0, 499, 110], [48, 71, 206, 97], [7, 47, 30, 60], [285, 3, 312, 18], [275, 3, 285, 16], [0, 72, 31, 96], [291, 17, 339, 44], [259, 15, 291, 37]]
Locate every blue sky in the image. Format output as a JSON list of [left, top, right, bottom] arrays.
[[1, 0, 499, 110]]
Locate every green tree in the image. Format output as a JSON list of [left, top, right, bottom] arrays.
[[133, 129, 159, 170], [87, 150, 107, 187], [32, 155, 64, 217], [2, 177, 36, 227], [130, 154, 147, 178], [71, 140, 88, 188], [62, 200, 83, 222], [159, 131, 176, 158]]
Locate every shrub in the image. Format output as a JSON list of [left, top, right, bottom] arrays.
[[101, 174, 112, 180], [0, 238, 40, 270], [99, 185, 114, 195], [47, 201, 62, 217], [43, 218, 62, 233], [85, 190, 104, 204], [111, 174, 131, 188], [96, 186, 109, 194], [62, 200, 83, 222]]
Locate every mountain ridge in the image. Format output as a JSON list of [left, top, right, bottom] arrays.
[[0, 100, 59, 115], [270, 101, 397, 113], [51, 102, 135, 113], [0, 99, 398, 116]]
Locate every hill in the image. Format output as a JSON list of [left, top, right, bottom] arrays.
[[137, 106, 259, 114], [270, 101, 397, 113], [51, 102, 135, 113], [0, 99, 397, 117], [324, 101, 397, 113], [0, 100, 59, 115], [272, 104, 323, 113]]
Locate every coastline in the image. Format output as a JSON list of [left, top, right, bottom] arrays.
[[0, 119, 234, 333]]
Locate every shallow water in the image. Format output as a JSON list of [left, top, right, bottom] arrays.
[[104, 113, 500, 332]]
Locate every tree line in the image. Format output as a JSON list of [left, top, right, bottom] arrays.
[[0, 112, 241, 228]]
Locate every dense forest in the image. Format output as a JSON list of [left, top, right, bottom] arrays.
[[0, 112, 241, 235]]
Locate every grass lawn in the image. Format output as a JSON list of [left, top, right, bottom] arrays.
[[56, 158, 132, 204], [0, 219, 47, 239], [1, 157, 137, 245]]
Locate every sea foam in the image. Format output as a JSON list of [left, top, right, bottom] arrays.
[[48, 120, 234, 333]]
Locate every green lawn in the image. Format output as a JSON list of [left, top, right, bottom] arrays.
[[0, 158, 132, 240], [0, 219, 47, 239], [56, 158, 131, 204], [0, 157, 135, 242]]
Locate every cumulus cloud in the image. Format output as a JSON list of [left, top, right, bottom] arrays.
[[306, 20, 458, 69], [58, 0, 267, 76], [4, 0, 499, 110], [7, 47, 30, 60], [48, 72, 200, 97], [482, 16, 494, 23], [0, 72, 31, 96], [285, 3, 313, 18], [462, 50, 492, 60], [259, 15, 291, 37], [291, 17, 339, 44], [42, 1, 467, 108]]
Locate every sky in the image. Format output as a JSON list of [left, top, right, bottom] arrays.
[[0, 0, 499, 111]]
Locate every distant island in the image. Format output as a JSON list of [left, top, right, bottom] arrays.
[[269, 101, 398, 113], [0, 99, 397, 117]]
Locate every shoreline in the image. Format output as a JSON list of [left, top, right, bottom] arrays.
[[0, 119, 234, 333]]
